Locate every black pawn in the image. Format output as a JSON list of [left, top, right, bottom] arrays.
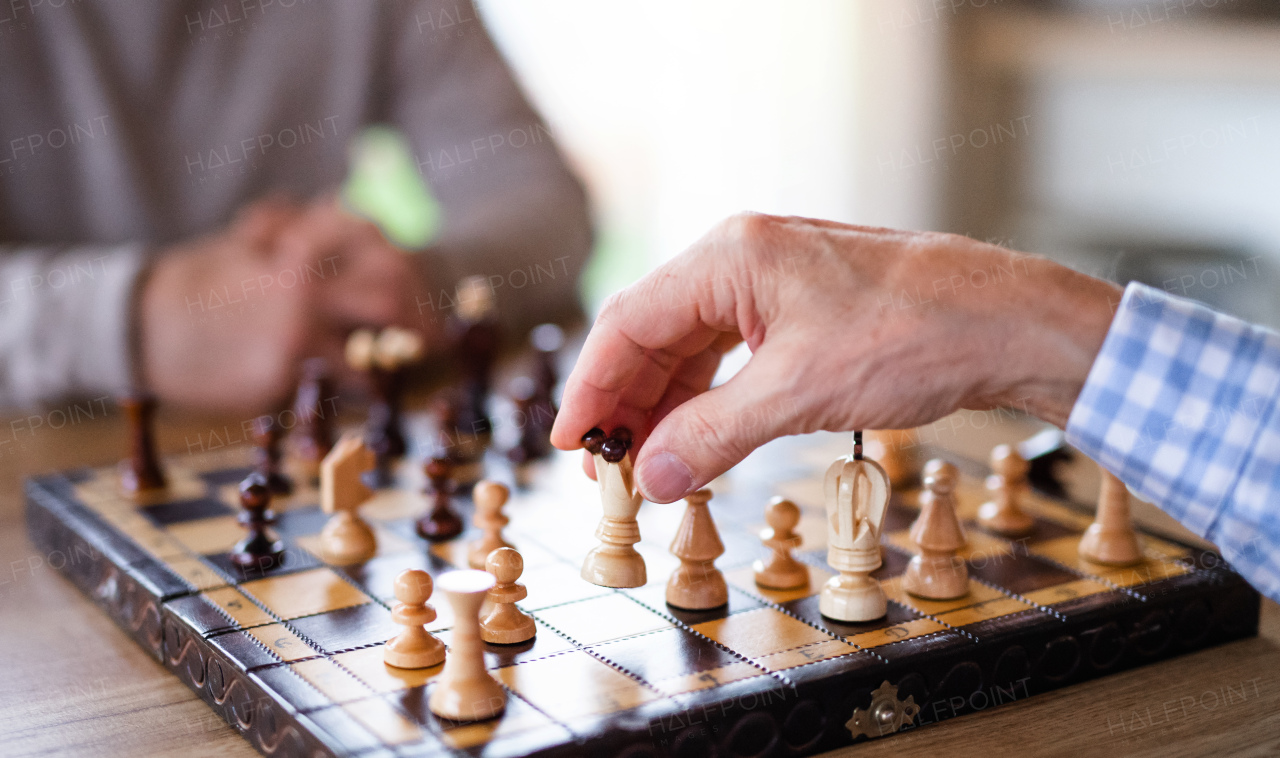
[[416, 456, 463, 541], [231, 474, 284, 570], [253, 415, 293, 495], [507, 377, 552, 465]]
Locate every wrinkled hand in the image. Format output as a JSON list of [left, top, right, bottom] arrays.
[[550, 213, 1120, 503], [140, 196, 432, 411]]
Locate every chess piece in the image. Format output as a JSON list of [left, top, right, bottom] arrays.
[[417, 455, 463, 541], [450, 275, 500, 447], [820, 451, 891, 622], [506, 376, 553, 467], [319, 434, 378, 566], [348, 327, 424, 485], [293, 358, 335, 480], [428, 570, 506, 721], [902, 460, 968, 600], [1079, 468, 1143, 566], [978, 444, 1035, 537], [480, 547, 536, 644], [866, 429, 918, 489], [468, 481, 513, 568], [231, 473, 285, 569], [581, 428, 647, 588], [118, 394, 166, 493], [753, 497, 808, 590], [667, 489, 728, 610], [435, 393, 487, 488], [252, 414, 293, 495], [384, 569, 446, 669]]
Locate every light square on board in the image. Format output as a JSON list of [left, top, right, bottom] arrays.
[[296, 527, 415, 565], [534, 593, 673, 645], [494, 651, 659, 721], [1023, 578, 1114, 606], [166, 555, 229, 591], [844, 617, 945, 649], [724, 564, 829, 605], [240, 567, 372, 620], [290, 657, 376, 704], [755, 639, 861, 672], [883, 575, 1007, 616], [332, 645, 443, 692], [1029, 536, 1191, 587], [586, 626, 756, 696], [167, 515, 244, 555], [342, 697, 424, 745], [935, 597, 1037, 627], [691, 607, 833, 658], [202, 586, 275, 628]]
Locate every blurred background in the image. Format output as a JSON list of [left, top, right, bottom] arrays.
[[474, 0, 1280, 326]]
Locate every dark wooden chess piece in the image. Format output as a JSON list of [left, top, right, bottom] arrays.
[[231, 473, 285, 569], [253, 415, 293, 495], [506, 377, 552, 466], [118, 394, 166, 493], [293, 357, 335, 471], [416, 455, 463, 541], [365, 362, 407, 478], [436, 392, 486, 488], [448, 276, 501, 445]]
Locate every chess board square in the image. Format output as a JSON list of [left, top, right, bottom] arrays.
[[302, 704, 380, 752], [241, 567, 372, 620], [724, 563, 830, 605], [201, 586, 274, 628], [1095, 559, 1191, 588], [342, 697, 425, 745], [587, 627, 758, 696], [290, 603, 399, 654], [623, 583, 764, 627], [935, 596, 1037, 628], [199, 465, 255, 487], [1029, 536, 1192, 588], [534, 593, 673, 645], [882, 498, 918, 532], [247, 623, 321, 662], [291, 657, 376, 704], [1014, 516, 1079, 545], [167, 594, 238, 636], [883, 575, 1007, 616], [782, 594, 923, 641], [361, 487, 426, 523], [475, 620, 577, 669], [165, 555, 230, 591], [167, 515, 243, 554], [967, 550, 1080, 595], [843, 617, 947, 649], [273, 505, 329, 538], [332, 645, 444, 692], [494, 651, 660, 721], [252, 665, 333, 713], [340, 551, 452, 604], [207, 628, 283, 671], [202, 543, 322, 584], [755, 638, 861, 672], [691, 607, 833, 658], [295, 526, 416, 566], [390, 685, 570, 752], [517, 561, 610, 610], [1023, 578, 1114, 607], [142, 496, 233, 525]]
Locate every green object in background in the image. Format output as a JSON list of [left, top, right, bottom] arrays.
[[579, 225, 649, 315], [343, 125, 441, 250]]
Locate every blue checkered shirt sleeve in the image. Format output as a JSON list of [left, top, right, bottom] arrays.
[[1066, 282, 1280, 603]]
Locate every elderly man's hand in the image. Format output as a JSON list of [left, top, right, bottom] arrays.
[[139, 196, 433, 412], [551, 213, 1120, 503]]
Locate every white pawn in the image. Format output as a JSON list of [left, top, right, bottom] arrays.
[[820, 453, 891, 622], [428, 570, 506, 721], [468, 481, 513, 569], [1079, 468, 1143, 566], [481, 547, 536, 644], [902, 460, 968, 600], [753, 497, 808, 590], [384, 569, 446, 669], [978, 444, 1035, 537]]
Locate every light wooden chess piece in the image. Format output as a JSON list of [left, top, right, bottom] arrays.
[[1079, 468, 1143, 566], [428, 570, 506, 721], [820, 451, 891, 622], [384, 569, 446, 669], [753, 497, 808, 590], [468, 481, 513, 569], [580, 429, 646, 588], [480, 547, 536, 644], [318, 433, 378, 566], [978, 444, 1035, 537], [666, 489, 729, 610], [866, 429, 918, 489], [902, 460, 969, 600]]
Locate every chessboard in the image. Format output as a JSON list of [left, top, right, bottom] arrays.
[[25, 429, 1260, 758]]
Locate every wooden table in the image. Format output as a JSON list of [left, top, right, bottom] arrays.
[[2, 408, 1278, 757]]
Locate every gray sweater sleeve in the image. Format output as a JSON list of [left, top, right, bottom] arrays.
[[0, 243, 146, 409], [386, 0, 594, 333]]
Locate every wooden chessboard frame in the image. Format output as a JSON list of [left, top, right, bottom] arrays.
[[24, 437, 1261, 758]]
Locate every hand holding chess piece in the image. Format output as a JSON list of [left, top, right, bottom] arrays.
[[428, 570, 506, 721], [902, 460, 969, 600], [480, 547, 536, 644], [666, 489, 728, 610], [318, 433, 378, 566], [978, 444, 1034, 537], [468, 481, 513, 568], [1079, 467, 1142, 566], [580, 428, 646, 588], [753, 497, 808, 590], [384, 569, 446, 669], [231, 473, 285, 570], [820, 436, 891, 622], [118, 394, 166, 494]]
